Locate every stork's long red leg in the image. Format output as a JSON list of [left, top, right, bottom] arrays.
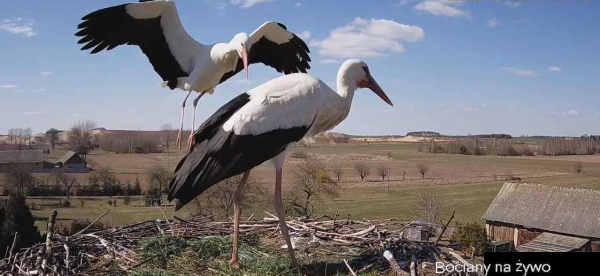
[[274, 167, 299, 268], [176, 90, 192, 151], [187, 92, 206, 151], [229, 170, 251, 269]]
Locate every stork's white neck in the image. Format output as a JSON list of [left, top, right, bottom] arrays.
[[336, 67, 359, 101]]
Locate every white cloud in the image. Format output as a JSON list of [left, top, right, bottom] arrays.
[[0, 84, 19, 90], [230, 0, 274, 8], [553, 110, 579, 116], [398, 0, 411, 6], [297, 30, 311, 40], [310, 17, 424, 58], [506, 1, 522, 8], [456, 103, 478, 112], [319, 59, 340, 64], [413, 1, 470, 19], [480, 103, 488, 108], [24, 111, 45, 115], [40, 71, 53, 76], [548, 66, 561, 72], [35, 88, 47, 92], [295, 2, 302, 7], [488, 18, 501, 28], [499, 67, 538, 77], [0, 18, 36, 37]]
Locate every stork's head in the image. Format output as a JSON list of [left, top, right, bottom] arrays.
[[340, 59, 393, 106], [229, 33, 250, 80]]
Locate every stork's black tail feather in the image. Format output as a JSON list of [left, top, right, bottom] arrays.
[[167, 92, 251, 210]]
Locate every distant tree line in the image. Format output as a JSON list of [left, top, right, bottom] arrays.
[[469, 134, 512, 139], [421, 137, 600, 156], [406, 131, 442, 137], [0, 165, 157, 198], [4, 128, 33, 148]]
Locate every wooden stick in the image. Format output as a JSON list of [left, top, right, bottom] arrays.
[[44, 211, 58, 265], [71, 209, 110, 237], [436, 211, 455, 245], [343, 259, 358, 276]]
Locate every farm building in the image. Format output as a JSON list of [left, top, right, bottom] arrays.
[[483, 182, 600, 252], [0, 150, 44, 173], [55, 151, 88, 172]]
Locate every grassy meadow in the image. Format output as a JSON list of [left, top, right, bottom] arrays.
[[15, 138, 600, 232]]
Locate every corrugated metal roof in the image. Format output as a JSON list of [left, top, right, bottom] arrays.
[[0, 150, 44, 164], [483, 182, 600, 239], [518, 232, 588, 252]]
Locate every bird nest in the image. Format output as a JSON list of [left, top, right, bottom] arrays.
[[0, 211, 475, 276]]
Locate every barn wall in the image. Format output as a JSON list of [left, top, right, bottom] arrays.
[[486, 221, 516, 248], [591, 241, 600, 252]]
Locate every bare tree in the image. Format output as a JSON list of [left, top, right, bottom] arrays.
[[332, 166, 342, 182], [376, 165, 389, 181], [190, 174, 266, 219], [402, 170, 407, 180], [411, 191, 445, 223], [45, 128, 60, 150], [54, 169, 77, 199], [417, 163, 429, 179], [285, 158, 341, 218], [3, 164, 35, 195], [355, 162, 370, 181], [68, 121, 97, 165], [147, 166, 173, 197], [574, 162, 583, 174]]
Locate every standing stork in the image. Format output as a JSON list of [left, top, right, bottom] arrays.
[[75, 0, 311, 149], [168, 59, 393, 268]]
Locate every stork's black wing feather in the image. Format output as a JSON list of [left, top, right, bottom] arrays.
[[75, 2, 188, 89], [219, 23, 311, 84], [167, 92, 311, 210]]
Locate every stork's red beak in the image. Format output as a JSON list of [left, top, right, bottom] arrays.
[[361, 74, 393, 106], [242, 44, 249, 81]]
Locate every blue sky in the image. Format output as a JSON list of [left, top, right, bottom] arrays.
[[1, 0, 599, 136]]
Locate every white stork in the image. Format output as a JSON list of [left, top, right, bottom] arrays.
[[75, 0, 311, 149], [167, 59, 393, 268]]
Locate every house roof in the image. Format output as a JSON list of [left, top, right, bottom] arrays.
[[0, 150, 44, 164], [483, 182, 600, 239], [518, 232, 589, 252], [57, 151, 82, 164]]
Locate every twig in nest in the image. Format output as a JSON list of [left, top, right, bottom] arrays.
[[343, 259, 358, 276], [71, 209, 110, 237]]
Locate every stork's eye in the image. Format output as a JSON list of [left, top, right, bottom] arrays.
[[362, 66, 370, 75]]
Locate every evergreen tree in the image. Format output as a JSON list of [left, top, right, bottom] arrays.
[[0, 207, 5, 253], [2, 193, 41, 251]]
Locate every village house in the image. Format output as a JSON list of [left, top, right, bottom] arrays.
[[483, 182, 600, 252], [0, 150, 44, 173]]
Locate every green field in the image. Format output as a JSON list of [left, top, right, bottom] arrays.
[[14, 141, 600, 232]]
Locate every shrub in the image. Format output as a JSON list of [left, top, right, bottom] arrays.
[[107, 199, 113, 206], [574, 162, 583, 174], [452, 222, 487, 256], [289, 151, 308, 159], [60, 200, 71, 208], [123, 196, 132, 206]]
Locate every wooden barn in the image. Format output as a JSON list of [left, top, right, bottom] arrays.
[[482, 182, 600, 252], [0, 150, 44, 173], [55, 151, 88, 173]]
